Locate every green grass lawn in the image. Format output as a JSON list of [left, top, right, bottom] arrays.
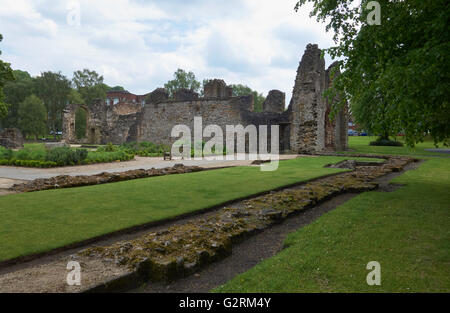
[[214, 157, 450, 293], [0, 156, 368, 262], [343, 136, 448, 157]]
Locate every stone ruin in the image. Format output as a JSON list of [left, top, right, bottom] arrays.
[[62, 44, 348, 154], [289, 44, 348, 153], [0, 128, 24, 149]]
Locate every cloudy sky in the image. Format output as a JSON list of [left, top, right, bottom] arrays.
[[0, 0, 336, 101]]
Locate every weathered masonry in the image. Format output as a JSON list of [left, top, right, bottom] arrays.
[[62, 44, 348, 154]]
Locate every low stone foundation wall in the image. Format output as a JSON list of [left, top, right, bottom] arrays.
[[9, 164, 204, 193], [80, 156, 415, 285]]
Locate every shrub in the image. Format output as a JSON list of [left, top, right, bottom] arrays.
[[0, 147, 13, 160], [0, 159, 57, 168], [0, 144, 132, 168], [370, 139, 404, 147], [85, 150, 134, 164], [119, 141, 169, 157], [105, 143, 118, 152], [45, 147, 88, 166]]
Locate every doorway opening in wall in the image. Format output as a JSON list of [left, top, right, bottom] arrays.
[[75, 106, 88, 140]]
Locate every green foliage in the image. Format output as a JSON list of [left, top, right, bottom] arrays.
[[0, 159, 57, 168], [14, 147, 46, 161], [34, 71, 72, 137], [229, 84, 265, 112], [18, 95, 47, 139], [108, 86, 126, 91], [369, 138, 404, 147], [75, 107, 87, 139], [0, 34, 15, 118], [68, 89, 84, 104], [164, 69, 201, 98], [97, 142, 119, 153], [0, 143, 134, 168], [0, 146, 13, 160], [342, 136, 447, 157], [1, 70, 34, 127], [295, 0, 450, 147], [85, 150, 134, 164], [45, 147, 88, 166], [120, 141, 169, 157], [72, 69, 107, 106]]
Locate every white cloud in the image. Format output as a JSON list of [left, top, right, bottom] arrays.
[[0, 0, 336, 101]]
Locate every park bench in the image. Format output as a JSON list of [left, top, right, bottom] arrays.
[[164, 152, 172, 161]]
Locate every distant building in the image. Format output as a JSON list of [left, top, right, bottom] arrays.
[[105, 90, 149, 107]]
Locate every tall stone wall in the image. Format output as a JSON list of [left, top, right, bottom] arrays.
[[289, 44, 327, 154]]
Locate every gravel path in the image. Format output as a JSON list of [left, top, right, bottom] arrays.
[[0, 155, 299, 181]]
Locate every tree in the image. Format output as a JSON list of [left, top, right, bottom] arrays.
[[18, 95, 47, 140], [1, 70, 35, 128], [0, 34, 15, 118], [229, 84, 265, 112], [68, 89, 84, 104], [34, 71, 71, 138], [75, 107, 87, 139], [164, 69, 201, 98], [108, 86, 126, 91], [295, 0, 450, 146], [72, 69, 107, 106]]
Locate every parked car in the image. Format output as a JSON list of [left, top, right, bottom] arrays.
[[359, 132, 368, 136], [348, 130, 358, 136]]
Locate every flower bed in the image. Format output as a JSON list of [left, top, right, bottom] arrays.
[[0, 145, 134, 168]]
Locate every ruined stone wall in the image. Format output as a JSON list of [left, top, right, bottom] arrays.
[[137, 88, 290, 153], [62, 43, 347, 153], [62, 101, 142, 145], [262, 90, 285, 113], [204, 79, 233, 98], [137, 95, 255, 146], [0, 128, 24, 149], [289, 44, 327, 154]]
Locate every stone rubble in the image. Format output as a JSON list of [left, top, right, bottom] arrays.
[[9, 164, 204, 193]]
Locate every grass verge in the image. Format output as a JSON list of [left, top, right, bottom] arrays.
[[343, 136, 448, 157], [214, 157, 450, 292]]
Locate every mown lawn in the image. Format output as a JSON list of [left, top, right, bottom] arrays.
[[0, 156, 366, 262], [214, 157, 450, 293], [342, 136, 448, 157]]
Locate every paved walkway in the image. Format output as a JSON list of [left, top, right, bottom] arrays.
[[424, 148, 450, 154], [0, 155, 300, 181]]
